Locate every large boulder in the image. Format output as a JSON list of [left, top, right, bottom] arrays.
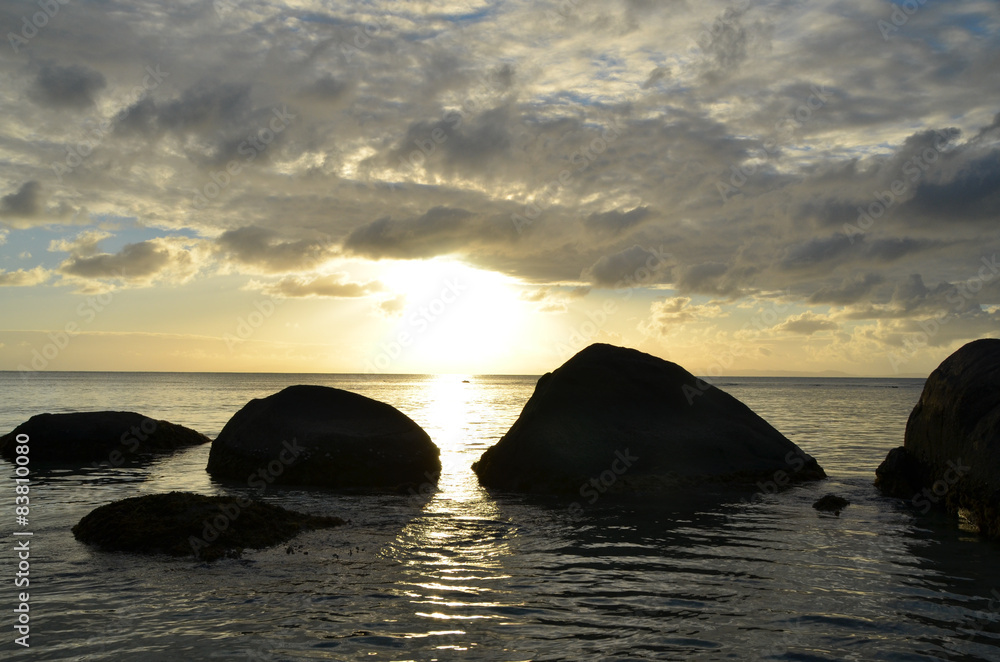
[[207, 385, 440, 490], [0, 411, 210, 465], [72, 491, 345, 561], [875, 338, 1000, 538], [472, 343, 825, 495]]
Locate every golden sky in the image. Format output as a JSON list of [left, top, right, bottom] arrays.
[[1, 0, 998, 376]]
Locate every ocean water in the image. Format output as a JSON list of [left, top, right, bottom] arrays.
[[2, 372, 1000, 661]]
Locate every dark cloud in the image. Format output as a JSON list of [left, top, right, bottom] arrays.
[[0, 182, 41, 218], [387, 106, 515, 176], [344, 207, 494, 260], [158, 82, 252, 133], [696, 6, 772, 80], [899, 149, 1000, 224], [216, 227, 332, 273], [641, 66, 671, 90], [60, 242, 173, 279], [673, 261, 754, 297], [583, 206, 652, 235], [582, 244, 671, 287], [299, 75, 350, 101], [780, 234, 853, 270], [776, 312, 838, 335], [808, 273, 884, 305], [30, 64, 106, 109]]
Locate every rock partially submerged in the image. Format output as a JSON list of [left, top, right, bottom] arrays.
[[0, 411, 210, 465], [473, 344, 825, 495], [875, 338, 1000, 538], [813, 494, 850, 515], [207, 385, 440, 490], [72, 491, 345, 561]]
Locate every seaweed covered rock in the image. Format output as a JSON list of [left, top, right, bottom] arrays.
[[207, 385, 440, 490], [0, 411, 210, 466], [875, 338, 1000, 538], [473, 343, 825, 495], [72, 491, 345, 561]]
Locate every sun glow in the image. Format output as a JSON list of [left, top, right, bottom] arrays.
[[374, 259, 533, 373]]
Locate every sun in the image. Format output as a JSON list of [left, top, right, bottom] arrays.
[[375, 259, 532, 373]]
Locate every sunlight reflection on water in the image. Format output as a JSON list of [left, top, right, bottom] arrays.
[[3, 373, 1000, 660]]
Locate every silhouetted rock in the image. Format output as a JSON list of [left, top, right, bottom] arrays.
[[813, 494, 850, 515], [472, 344, 825, 496], [0, 411, 210, 465], [207, 385, 440, 490], [875, 338, 1000, 538], [72, 491, 345, 561]]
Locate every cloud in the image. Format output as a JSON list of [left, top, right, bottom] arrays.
[[30, 64, 106, 109], [216, 226, 333, 273], [582, 244, 671, 287], [252, 274, 383, 298], [776, 312, 838, 335], [0, 229, 7, 245], [583, 207, 653, 235], [376, 294, 407, 317], [520, 284, 591, 312], [344, 207, 511, 260], [0, 182, 42, 219], [640, 296, 724, 337], [0, 0, 998, 374], [50, 232, 201, 288], [809, 273, 884, 305], [641, 66, 671, 90], [780, 234, 854, 271], [298, 75, 351, 101], [49, 230, 111, 257], [0, 267, 51, 287]]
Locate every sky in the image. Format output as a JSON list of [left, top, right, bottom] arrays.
[[0, 0, 998, 377]]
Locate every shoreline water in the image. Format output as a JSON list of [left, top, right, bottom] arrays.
[[5, 372, 999, 660]]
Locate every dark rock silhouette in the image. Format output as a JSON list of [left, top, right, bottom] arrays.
[[72, 491, 345, 561], [875, 338, 1000, 538], [813, 494, 850, 515], [207, 385, 440, 490], [0, 411, 209, 465], [472, 343, 825, 495]]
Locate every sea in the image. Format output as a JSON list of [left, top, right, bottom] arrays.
[[1, 372, 999, 661]]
